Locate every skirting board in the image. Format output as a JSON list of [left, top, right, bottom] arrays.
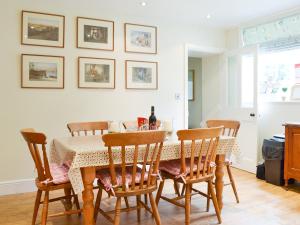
[[0, 179, 36, 196]]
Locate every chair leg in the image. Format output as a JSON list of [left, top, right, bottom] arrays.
[[72, 189, 81, 216], [136, 195, 141, 222], [114, 197, 122, 225], [32, 190, 42, 225], [206, 182, 210, 212], [94, 188, 102, 221], [208, 180, 222, 224], [149, 192, 161, 225], [173, 180, 180, 197], [41, 191, 49, 225], [227, 164, 240, 203], [124, 197, 130, 209], [64, 187, 72, 211], [155, 179, 165, 205], [185, 184, 191, 225]]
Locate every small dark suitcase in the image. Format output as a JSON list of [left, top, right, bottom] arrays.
[[256, 163, 265, 180]]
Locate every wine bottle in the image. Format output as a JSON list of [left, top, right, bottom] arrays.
[[149, 106, 157, 130]]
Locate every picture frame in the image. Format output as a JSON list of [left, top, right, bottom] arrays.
[[77, 17, 114, 51], [188, 70, 195, 101], [21, 10, 65, 48], [21, 54, 64, 89], [125, 60, 158, 90], [78, 57, 115, 89], [124, 23, 157, 54]]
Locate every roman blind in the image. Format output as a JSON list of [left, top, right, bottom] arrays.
[[242, 13, 300, 52]]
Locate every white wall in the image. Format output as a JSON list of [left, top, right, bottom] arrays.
[[188, 57, 202, 128], [201, 55, 222, 122], [0, 0, 225, 187]]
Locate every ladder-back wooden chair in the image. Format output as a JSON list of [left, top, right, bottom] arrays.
[[156, 127, 223, 225], [67, 121, 109, 136], [206, 119, 240, 206], [94, 131, 166, 225], [20, 129, 81, 225]]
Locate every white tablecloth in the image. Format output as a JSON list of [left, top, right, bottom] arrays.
[[50, 135, 239, 194]]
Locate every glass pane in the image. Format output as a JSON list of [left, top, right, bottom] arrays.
[[228, 55, 239, 107], [241, 54, 254, 108]]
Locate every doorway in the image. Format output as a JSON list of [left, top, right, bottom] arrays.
[[184, 44, 225, 129]]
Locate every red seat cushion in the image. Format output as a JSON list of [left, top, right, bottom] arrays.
[[49, 163, 70, 184], [96, 166, 148, 191], [159, 159, 203, 177]]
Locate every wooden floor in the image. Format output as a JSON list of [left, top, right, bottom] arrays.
[[1, 168, 300, 225]]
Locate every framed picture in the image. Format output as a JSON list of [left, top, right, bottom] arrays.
[[21, 54, 64, 89], [78, 57, 115, 89], [124, 23, 157, 54], [125, 60, 158, 89], [77, 17, 114, 51], [21, 10, 65, 48], [188, 70, 195, 101]]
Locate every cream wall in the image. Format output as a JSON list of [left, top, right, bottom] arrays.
[[0, 0, 225, 186], [188, 57, 202, 128], [201, 55, 222, 122]]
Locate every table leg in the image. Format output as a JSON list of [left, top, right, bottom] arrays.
[[215, 154, 225, 212], [81, 167, 96, 225]]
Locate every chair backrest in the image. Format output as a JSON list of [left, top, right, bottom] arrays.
[[20, 128, 52, 182], [176, 127, 223, 181], [122, 120, 161, 131], [67, 121, 109, 136], [206, 120, 240, 137], [102, 131, 166, 193]]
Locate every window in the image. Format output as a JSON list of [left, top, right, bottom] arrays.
[[259, 48, 300, 101]]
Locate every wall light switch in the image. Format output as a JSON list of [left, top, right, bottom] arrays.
[[175, 93, 181, 101]]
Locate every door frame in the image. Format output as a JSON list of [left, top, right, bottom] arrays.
[[184, 44, 225, 128]]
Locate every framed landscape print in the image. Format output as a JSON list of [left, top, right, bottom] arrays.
[[21, 54, 64, 89], [125, 60, 158, 89], [78, 57, 115, 89], [77, 17, 114, 51], [125, 23, 157, 54], [21, 11, 65, 48]]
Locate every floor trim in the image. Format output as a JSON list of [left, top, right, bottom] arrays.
[[0, 179, 36, 196]]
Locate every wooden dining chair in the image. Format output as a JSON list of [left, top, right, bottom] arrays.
[[206, 119, 240, 206], [20, 128, 81, 225], [94, 130, 166, 225], [156, 127, 223, 225], [67, 121, 130, 207], [67, 121, 109, 136]]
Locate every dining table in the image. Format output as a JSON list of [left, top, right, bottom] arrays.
[[50, 133, 239, 225]]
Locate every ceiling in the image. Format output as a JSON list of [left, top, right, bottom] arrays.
[[99, 0, 300, 29]]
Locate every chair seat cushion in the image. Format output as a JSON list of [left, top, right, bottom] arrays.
[[159, 156, 216, 177], [159, 159, 204, 177], [50, 163, 70, 184], [96, 166, 148, 191]]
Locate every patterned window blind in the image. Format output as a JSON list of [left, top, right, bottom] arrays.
[[242, 14, 300, 51]]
